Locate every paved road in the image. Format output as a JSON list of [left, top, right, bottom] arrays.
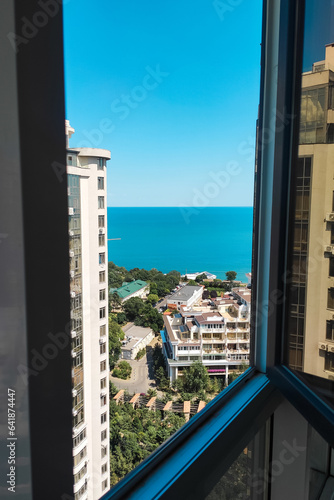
[[110, 343, 157, 394]]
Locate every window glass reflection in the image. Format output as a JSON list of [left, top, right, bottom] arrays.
[[286, 0, 334, 397]]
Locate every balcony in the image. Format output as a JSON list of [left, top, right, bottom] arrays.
[[203, 348, 226, 356], [324, 245, 334, 256]]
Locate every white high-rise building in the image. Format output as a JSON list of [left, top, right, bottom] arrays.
[[66, 120, 111, 499]]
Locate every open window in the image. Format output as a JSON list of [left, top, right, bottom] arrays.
[[1, 1, 334, 499]]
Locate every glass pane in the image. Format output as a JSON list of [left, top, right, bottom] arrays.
[[205, 422, 269, 500], [285, 0, 334, 404], [63, 0, 262, 494]]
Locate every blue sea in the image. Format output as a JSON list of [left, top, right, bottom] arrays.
[[107, 207, 253, 281]]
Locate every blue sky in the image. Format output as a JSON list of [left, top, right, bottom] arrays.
[[63, 0, 263, 207]]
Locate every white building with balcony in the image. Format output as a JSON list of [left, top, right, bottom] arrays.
[[66, 120, 110, 500], [162, 291, 251, 384]]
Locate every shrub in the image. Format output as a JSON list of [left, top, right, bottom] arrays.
[[135, 348, 146, 360], [113, 360, 132, 380]]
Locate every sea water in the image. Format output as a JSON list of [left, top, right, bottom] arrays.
[[107, 207, 253, 281]]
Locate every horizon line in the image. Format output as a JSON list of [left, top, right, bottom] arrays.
[[106, 205, 254, 208]]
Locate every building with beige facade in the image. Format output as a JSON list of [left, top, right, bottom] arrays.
[[287, 44, 334, 380], [66, 120, 111, 499]]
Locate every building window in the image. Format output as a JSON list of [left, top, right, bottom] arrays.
[[101, 429, 107, 441], [329, 258, 334, 277], [98, 158, 105, 170], [98, 196, 104, 209], [102, 479, 108, 491], [100, 307, 106, 319], [101, 395, 107, 406], [98, 215, 105, 228], [328, 288, 334, 310], [74, 482, 87, 500], [325, 352, 334, 372], [99, 234, 105, 246], [99, 271, 105, 283], [100, 324, 106, 336], [101, 412, 107, 424], [73, 463, 87, 484], [326, 320, 334, 341], [101, 463, 108, 475], [100, 343, 106, 355], [99, 289, 106, 301], [100, 360, 106, 372], [98, 177, 104, 190], [99, 253, 105, 265], [100, 377, 107, 389], [73, 446, 87, 467], [73, 428, 87, 449], [101, 446, 107, 458]]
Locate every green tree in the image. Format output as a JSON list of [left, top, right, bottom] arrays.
[[109, 319, 124, 369], [195, 273, 207, 283], [188, 279, 198, 286], [155, 366, 170, 390], [123, 297, 145, 321], [134, 303, 164, 332], [135, 348, 146, 360], [156, 282, 170, 297], [226, 271, 237, 282], [116, 312, 127, 324], [146, 293, 159, 305], [109, 381, 118, 398], [182, 361, 209, 393], [110, 291, 122, 311]]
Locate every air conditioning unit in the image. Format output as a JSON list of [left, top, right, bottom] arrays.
[[69, 250, 74, 258], [324, 245, 333, 253], [72, 428, 79, 436], [71, 330, 77, 338], [326, 213, 334, 222], [99, 228, 104, 233], [71, 291, 76, 298], [99, 338, 105, 345], [70, 270, 75, 279], [69, 230, 74, 236], [328, 344, 334, 353], [72, 389, 77, 397], [68, 207, 74, 215], [71, 350, 77, 358], [100, 392, 106, 398], [318, 342, 327, 351], [72, 408, 78, 416]]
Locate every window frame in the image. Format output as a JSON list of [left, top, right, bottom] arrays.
[[4, 0, 334, 498]]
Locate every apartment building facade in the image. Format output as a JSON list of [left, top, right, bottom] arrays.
[[287, 44, 334, 380], [66, 121, 111, 499], [162, 288, 250, 384]]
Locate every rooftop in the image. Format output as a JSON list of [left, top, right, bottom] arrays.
[[110, 280, 148, 299], [168, 285, 203, 302], [121, 325, 153, 350]]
